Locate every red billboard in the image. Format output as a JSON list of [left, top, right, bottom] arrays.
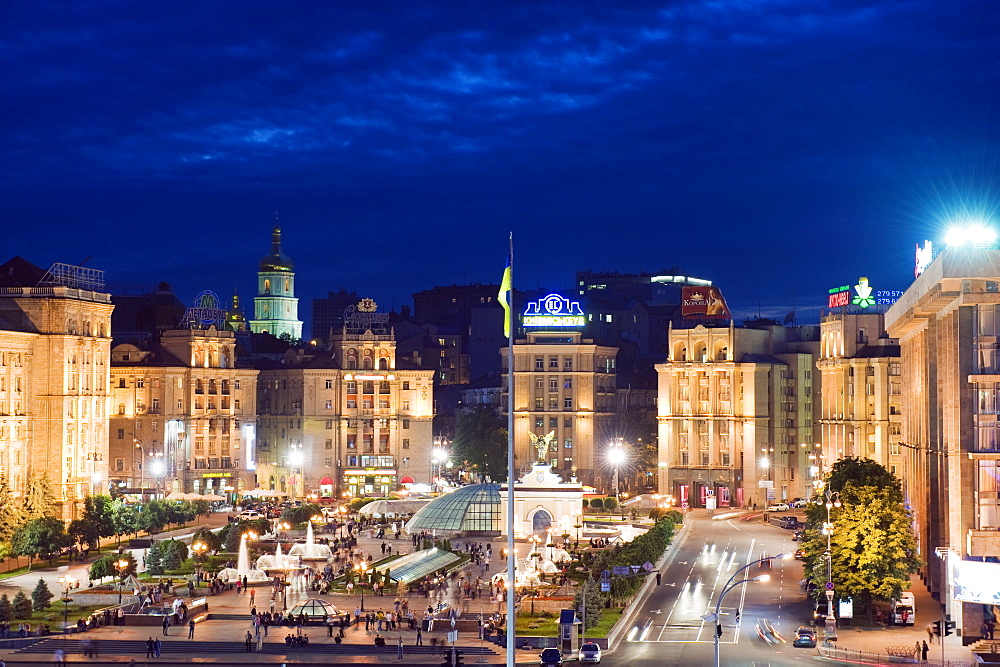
[[682, 286, 731, 319]]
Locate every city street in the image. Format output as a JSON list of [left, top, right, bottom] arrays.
[[612, 511, 809, 666]]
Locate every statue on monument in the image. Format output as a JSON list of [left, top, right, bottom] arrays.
[[529, 430, 557, 463]]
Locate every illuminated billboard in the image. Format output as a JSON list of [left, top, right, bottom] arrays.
[[915, 240, 933, 278], [681, 286, 731, 319], [827, 277, 902, 310], [522, 294, 585, 328], [950, 557, 1000, 604]]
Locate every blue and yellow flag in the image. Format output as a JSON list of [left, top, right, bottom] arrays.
[[498, 255, 512, 338]]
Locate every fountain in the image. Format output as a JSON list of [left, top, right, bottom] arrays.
[[217, 534, 271, 584], [288, 520, 333, 561], [255, 541, 301, 573]]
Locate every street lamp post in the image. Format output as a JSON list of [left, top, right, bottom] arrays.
[[149, 453, 164, 499], [607, 440, 626, 499], [191, 542, 207, 585], [820, 489, 841, 638], [58, 575, 75, 629], [134, 440, 144, 493], [705, 553, 791, 667], [289, 444, 304, 500], [432, 442, 448, 491], [355, 561, 369, 611], [114, 558, 129, 604]]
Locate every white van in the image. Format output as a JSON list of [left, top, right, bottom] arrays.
[[891, 592, 915, 625]]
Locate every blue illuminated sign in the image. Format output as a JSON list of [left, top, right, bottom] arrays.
[[522, 294, 586, 328]]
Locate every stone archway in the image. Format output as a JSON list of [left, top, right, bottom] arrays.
[[531, 508, 552, 535]]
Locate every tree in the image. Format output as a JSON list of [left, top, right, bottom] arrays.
[[0, 594, 11, 623], [12, 517, 70, 569], [192, 527, 222, 553], [82, 494, 116, 546], [604, 497, 619, 514], [138, 499, 168, 534], [68, 518, 100, 551], [452, 406, 509, 482], [0, 476, 23, 542], [11, 592, 31, 620], [31, 578, 53, 612], [145, 542, 164, 575], [825, 457, 902, 503], [21, 470, 56, 521], [161, 539, 188, 571], [282, 503, 322, 525], [111, 498, 140, 540], [573, 578, 606, 631], [589, 498, 604, 511], [88, 557, 109, 582], [191, 499, 211, 519]]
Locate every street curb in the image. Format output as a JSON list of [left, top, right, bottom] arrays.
[[604, 521, 690, 651]]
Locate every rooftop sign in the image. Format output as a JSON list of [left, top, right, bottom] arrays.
[[827, 277, 901, 310], [522, 294, 585, 328]]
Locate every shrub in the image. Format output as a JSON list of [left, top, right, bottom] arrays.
[[145, 542, 164, 575], [589, 498, 604, 511], [581, 498, 589, 509], [604, 497, 619, 513], [664, 510, 683, 524]]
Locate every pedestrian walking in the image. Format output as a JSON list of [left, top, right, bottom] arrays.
[[146, 637, 155, 658], [154, 638, 161, 658], [415, 628, 423, 646], [921, 640, 929, 662], [245, 630, 253, 651], [162, 616, 169, 635], [250, 588, 256, 606], [926, 624, 935, 643], [397, 636, 404, 660], [256, 631, 263, 653], [189, 619, 195, 639], [52, 648, 65, 665]]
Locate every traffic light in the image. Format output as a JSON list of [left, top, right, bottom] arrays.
[[716, 624, 723, 637], [454, 649, 464, 666], [932, 621, 942, 636], [944, 620, 956, 637]]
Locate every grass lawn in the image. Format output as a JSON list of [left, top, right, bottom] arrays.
[[514, 609, 621, 638], [30, 602, 108, 627]]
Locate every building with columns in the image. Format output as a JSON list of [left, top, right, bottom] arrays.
[[108, 326, 259, 500], [256, 299, 434, 498], [885, 244, 1000, 642], [816, 311, 903, 475], [0, 257, 114, 520], [656, 321, 820, 508], [250, 226, 302, 340]]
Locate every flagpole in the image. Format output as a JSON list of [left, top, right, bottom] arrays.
[[505, 232, 517, 667]]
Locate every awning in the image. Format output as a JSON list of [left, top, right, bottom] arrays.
[[399, 475, 415, 484], [319, 477, 334, 485]]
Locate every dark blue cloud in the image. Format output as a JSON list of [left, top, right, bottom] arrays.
[[2, 0, 998, 322]]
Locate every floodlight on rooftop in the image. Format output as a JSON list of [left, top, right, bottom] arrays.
[[945, 224, 997, 248]]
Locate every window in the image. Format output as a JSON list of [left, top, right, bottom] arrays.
[[402, 400, 410, 410], [347, 455, 358, 466], [325, 379, 333, 389], [549, 357, 559, 368], [118, 378, 126, 388], [402, 420, 410, 429], [346, 381, 357, 393], [563, 397, 573, 409], [151, 398, 160, 414], [700, 452, 710, 465], [325, 439, 333, 450], [347, 400, 357, 409], [325, 400, 333, 410], [234, 399, 241, 411], [402, 439, 410, 449], [680, 451, 690, 465], [325, 420, 333, 429], [564, 438, 573, 449], [564, 418, 572, 428], [721, 452, 730, 466], [549, 378, 558, 391], [549, 397, 558, 409], [402, 456, 410, 467], [116, 429, 124, 439], [564, 377, 572, 389], [564, 358, 573, 370], [136, 378, 144, 388], [549, 417, 558, 428], [118, 403, 125, 415], [402, 381, 410, 390], [324, 458, 332, 468], [115, 458, 125, 472], [535, 397, 544, 409], [234, 380, 241, 390], [535, 358, 544, 370]]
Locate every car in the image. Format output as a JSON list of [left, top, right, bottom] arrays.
[[792, 530, 804, 541], [793, 627, 817, 648], [579, 642, 602, 663], [766, 503, 790, 512], [791, 499, 810, 508], [813, 601, 831, 622], [779, 516, 801, 529], [626, 616, 654, 642], [539, 648, 563, 666], [237, 510, 263, 520], [794, 548, 806, 560]]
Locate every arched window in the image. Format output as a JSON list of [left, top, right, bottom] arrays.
[[362, 357, 372, 370], [264, 279, 271, 294], [673, 343, 687, 361], [347, 356, 357, 370], [118, 403, 125, 415], [279, 476, 287, 493], [694, 342, 708, 362], [378, 357, 388, 370], [195, 379, 204, 394], [269, 475, 276, 490], [284, 278, 290, 292]]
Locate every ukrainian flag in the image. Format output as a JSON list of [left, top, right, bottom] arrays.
[[498, 255, 512, 338]]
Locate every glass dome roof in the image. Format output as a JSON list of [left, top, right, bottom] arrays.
[[287, 598, 341, 619], [405, 484, 502, 536]]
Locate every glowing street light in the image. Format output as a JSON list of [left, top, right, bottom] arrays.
[[115, 558, 130, 604], [607, 440, 627, 498], [355, 561, 369, 611]]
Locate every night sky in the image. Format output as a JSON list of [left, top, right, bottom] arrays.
[[4, 1, 999, 324]]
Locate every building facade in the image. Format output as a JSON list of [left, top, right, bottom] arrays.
[[249, 226, 303, 340], [656, 322, 820, 508], [817, 312, 903, 475], [256, 301, 435, 499], [0, 258, 114, 519], [502, 329, 618, 489], [109, 328, 259, 500], [885, 245, 1000, 641]]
